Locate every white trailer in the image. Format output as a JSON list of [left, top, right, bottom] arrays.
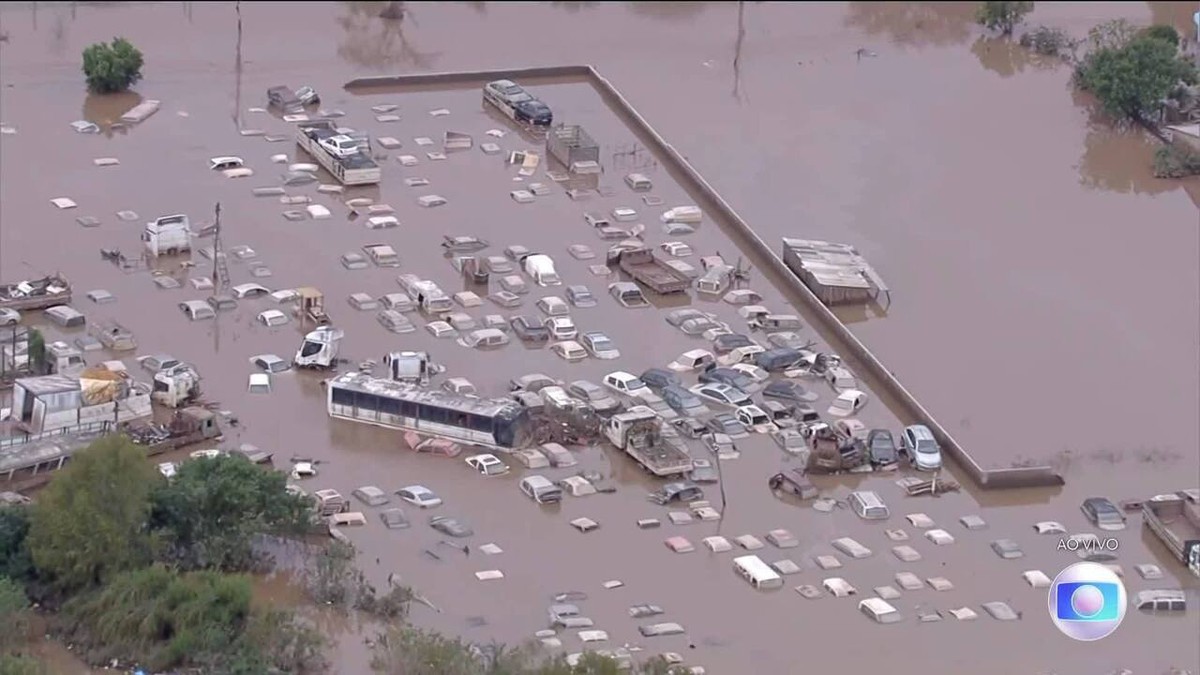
[[295, 121, 381, 186]]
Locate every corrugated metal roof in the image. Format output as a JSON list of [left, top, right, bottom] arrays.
[[15, 374, 80, 395], [782, 238, 885, 292]]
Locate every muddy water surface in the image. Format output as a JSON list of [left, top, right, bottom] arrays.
[[1, 2, 1198, 674]]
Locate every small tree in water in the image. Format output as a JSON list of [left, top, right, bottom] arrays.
[[976, 1, 1034, 36], [81, 37, 144, 94]]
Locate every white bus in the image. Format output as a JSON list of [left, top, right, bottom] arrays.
[[326, 372, 528, 449]]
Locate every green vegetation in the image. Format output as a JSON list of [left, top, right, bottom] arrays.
[[57, 565, 325, 673], [81, 37, 144, 94], [28, 435, 157, 593], [1153, 144, 1200, 178], [1074, 19, 1199, 122], [369, 628, 688, 674], [1142, 24, 1180, 48], [976, 1, 1033, 36], [3, 437, 328, 671], [26, 329, 44, 372], [6, 436, 690, 673], [148, 452, 312, 571], [1018, 25, 1075, 58]]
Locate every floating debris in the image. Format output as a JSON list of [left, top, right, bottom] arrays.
[[93, 157, 120, 167], [429, 108, 450, 117], [376, 114, 400, 123], [371, 104, 399, 114], [70, 120, 100, 134], [239, 129, 265, 137], [480, 142, 502, 155]]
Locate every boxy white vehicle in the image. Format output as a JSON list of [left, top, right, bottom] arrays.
[[732, 555, 783, 590], [143, 214, 192, 257], [524, 254, 561, 286]]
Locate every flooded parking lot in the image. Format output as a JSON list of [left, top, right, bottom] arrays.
[[1, 2, 1198, 674]]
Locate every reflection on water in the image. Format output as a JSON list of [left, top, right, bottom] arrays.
[[81, 90, 142, 138], [624, 1, 711, 21], [1147, 0, 1198, 33], [971, 35, 1064, 78], [844, 1, 976, 48], [338, 1, 440, 70], [549, 1, 599, 12], [1073, 89, 1177, 195]]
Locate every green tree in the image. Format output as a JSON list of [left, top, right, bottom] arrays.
[[0, 508, 34, 583], [0, 577, 32, 653], [81, 37, 144, 94], [976, 1, 1034, 36], [1076, 33, 1199, 121], [26, 329, 44, 373], [1142, 24, 1180, 48], [27, 436, 158, 593], [149, 455, 311, 571], [370, 626, 479, 675]]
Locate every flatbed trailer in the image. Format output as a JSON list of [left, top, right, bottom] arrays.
[[1143, 489, 1200, 577], [613, 247, 691, 295], [0, 275, 71, 312], [295, 121, 381, 186], [604, 410, 692, 477]]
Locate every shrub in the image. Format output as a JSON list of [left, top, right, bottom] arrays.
[[976, 1, 1034, 36], [1143, 24, 1180, 47], [81, 37, 144, 94], [1153, 144, 1200, 178]]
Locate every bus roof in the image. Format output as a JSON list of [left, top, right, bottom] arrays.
[[329, 371, 518, 417]]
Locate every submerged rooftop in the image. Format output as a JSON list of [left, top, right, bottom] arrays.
[[781, 237, 890, 306]]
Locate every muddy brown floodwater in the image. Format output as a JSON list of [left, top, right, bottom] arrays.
[[1, 2, 1198, 674]]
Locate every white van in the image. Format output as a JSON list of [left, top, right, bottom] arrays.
[[696, 267, 731, 295], [848, 490, 890, 520], [519, 475, 562, 504], [732, 555, 783, 590], [524, 254, 561, 286], [143, 214, 192, 257]]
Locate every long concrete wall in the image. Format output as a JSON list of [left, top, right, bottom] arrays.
[[344, 67, 1064, 490]]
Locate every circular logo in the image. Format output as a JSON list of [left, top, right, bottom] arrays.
[[1047, 562, 1127, 641]]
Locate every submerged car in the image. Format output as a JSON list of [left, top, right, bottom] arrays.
[[465, 453, 510, 476], [1081, 497, 1127, 531], [428, 515, 473, 537], [581, 331, 620, 359], [510, 315, 551, 343], [567, 380, 621, 414], [396, 485, 442, 508], [866, 429, 898, 465]]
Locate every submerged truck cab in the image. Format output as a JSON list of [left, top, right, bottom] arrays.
[[142, 214, 192, 257], [295, 327, 344, 369]]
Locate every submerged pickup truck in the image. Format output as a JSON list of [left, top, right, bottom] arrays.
[[608, 246, 691, 295], [295, 120, 381, 186], [1143, 489, 1200, 577]]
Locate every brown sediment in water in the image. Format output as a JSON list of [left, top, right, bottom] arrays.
[[1, 2, 1197, 674]]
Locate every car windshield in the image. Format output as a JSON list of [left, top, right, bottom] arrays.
[[916, 441, 938, 454], [510, 92, 534, 103], [591, 337, 611, 350], [625, 378, 646, 390]]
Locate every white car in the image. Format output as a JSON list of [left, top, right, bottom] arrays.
[[543, 316, 577, 340], [536, 296, 570, 317], [735, 405, 776, 433], [426, 321, 457, 338], [250, 354, 290, 373], [551, 340, 588, 362], [232, 282, 271, 299], [209, 156, 244, 171], [269, 289, 299, 304], [396, 485, 442, 508], [729, 363, 770, 385], [660, 241, 693, 257], [827, 389, 868, 417], [257, 309, 289, 327], [318, 134, 361, 158], [0, 308, 22, 326], [465, 453, 510, 476], [603, 371, 651, 398]]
